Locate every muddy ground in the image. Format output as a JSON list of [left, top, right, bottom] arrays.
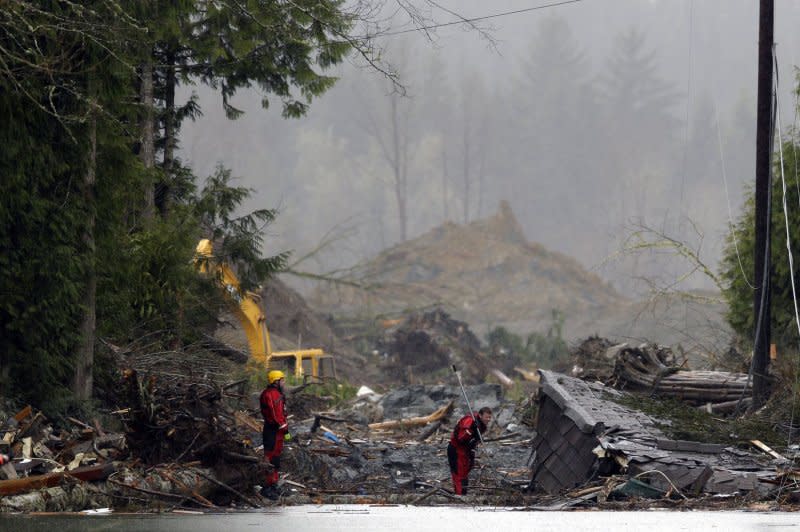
[[2, 310, 798, 513]]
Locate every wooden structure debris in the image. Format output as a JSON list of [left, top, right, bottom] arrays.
[[0, 463, 115, 496], [571, 338, 752, 409], [530, 370, 777, 497]]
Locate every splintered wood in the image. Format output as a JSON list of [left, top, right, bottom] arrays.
[[368, 401, 454, 431], [571, 338, 752, 407]]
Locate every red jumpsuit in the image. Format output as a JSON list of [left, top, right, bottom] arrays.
[[260, 384, 287, 487], [447, 413, 486, 495]]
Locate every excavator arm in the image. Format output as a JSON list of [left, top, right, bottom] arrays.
[[194, 239, 333, 380], [195, 239, 272, 365]]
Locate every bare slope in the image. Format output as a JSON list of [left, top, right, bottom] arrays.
[[310, 201, 626, 337]]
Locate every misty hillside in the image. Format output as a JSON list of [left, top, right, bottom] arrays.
[[307, 201, 733, 360], [182, 1, 800, 300], [309, 201, 622, 332]]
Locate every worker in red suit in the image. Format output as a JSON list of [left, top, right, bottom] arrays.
[[260, 370, 289, 500], [447, 406, 492, 495]]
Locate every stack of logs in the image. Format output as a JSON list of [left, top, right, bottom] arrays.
[[571, 337, 751, 414]]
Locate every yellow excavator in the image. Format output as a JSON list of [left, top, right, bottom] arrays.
[[194, 239, 335, 381]]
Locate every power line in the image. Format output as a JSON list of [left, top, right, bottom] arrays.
[[678, 0, 695, 216], [773, 51, 800, 456], [714, 96, 756, 290], [380, 0, 585, 37]]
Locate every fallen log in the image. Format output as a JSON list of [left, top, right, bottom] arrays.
[[697, 398, 752, 415], [109, 465, 233, 507], [0, 483, 112, 513], [108, 477, 191, 501], [0, 463, 115, 496], [416, 420, 445, 442], [190, 467, 260, 507], [411, 485, 443, 505], [607, 343, 752, 404], [368, 401, 454, 431], [489, 368, 514, 387], [484, 432, 521, 443], [751, 439, 786, 461], [233, 411, 262, 433], [223, 451, 260, 463]]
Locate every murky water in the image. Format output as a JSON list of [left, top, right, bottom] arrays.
[[1, 505, 798, 532]]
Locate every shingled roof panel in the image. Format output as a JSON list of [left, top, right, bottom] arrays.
[[531, 371, 778, 496]]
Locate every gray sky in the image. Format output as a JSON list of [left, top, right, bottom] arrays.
[[181, 0, 800, 297]]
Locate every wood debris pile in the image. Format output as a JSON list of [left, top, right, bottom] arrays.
[[120, 368, 258, 467], [375, 309, 491, 384], [0, 368, 269, 513], [571, 337, 751, 412], [278, 385, 536, 503], [0, 377, 539, 512], [0, 404, 122, 510], [529, 371, 800, 506]]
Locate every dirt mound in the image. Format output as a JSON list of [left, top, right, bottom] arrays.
[[260, 276, 369, 379], [375, 309, 489, 384], [308, 201, 626, 339]]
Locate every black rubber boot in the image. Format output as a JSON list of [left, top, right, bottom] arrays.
[[260, 485, 280, 500]]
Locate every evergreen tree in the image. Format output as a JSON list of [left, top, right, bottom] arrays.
[[136, 0, 354, 217], [721, 79, 800, 350], [0, 1, 144, 409], [0, 1, 334, 414], [504, 15, 594, 245], [510, 15, 588, 182], [597, 28, 681, 192]]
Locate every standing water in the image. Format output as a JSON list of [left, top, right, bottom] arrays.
[[1, 506, 797, 532]]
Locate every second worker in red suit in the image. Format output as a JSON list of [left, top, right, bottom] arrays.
[[260, 370, 290, 500], [447, 407, 492, 495]]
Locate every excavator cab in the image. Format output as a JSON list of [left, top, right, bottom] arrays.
[[195, 239, 336, 382], [267, 351, 336, 382]]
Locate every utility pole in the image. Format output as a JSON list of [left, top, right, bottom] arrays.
[[752, 0, 774, 407]]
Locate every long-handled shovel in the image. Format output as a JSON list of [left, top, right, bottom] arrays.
[[451, 364, 486, 447], [452, 364, 500, 492]]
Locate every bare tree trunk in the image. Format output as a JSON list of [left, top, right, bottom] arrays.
[[441, 143, 449, 222], [164, 57, 175, 170], [477, 144, 485, 219], [157, 50, 176, 217], [140, 59, 155, 222], [390, 95, 407, 241], [74, 110, 97, 401], [476, 107, 489, 219], [462, 123, 471, 224]]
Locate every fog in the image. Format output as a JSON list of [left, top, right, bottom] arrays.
[[181, 0, 800, 298]]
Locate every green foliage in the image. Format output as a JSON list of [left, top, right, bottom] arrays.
[[0, 0, 351, 417], [487, 310, 569, 369], [190, 0, 353, 119], [97, 163, 289, 348], [309, 380, 358, 406], [195, 165, 290, 291], [721, 79, 800, 350], [614, 393, 783, 447], [0, 55, 93, 411], [487, 326, 528, 360], [528, 310, 569, 368], [720, 188, 756, 343]]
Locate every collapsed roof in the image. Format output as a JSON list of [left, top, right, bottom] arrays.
[[531, 370, 779, 496]]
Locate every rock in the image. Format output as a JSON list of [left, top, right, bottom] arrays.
[[379, 384, 502, 420]]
